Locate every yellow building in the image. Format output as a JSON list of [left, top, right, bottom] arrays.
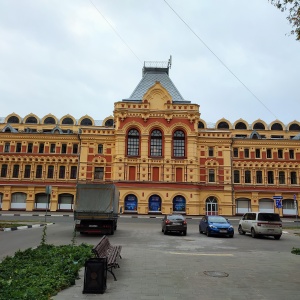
[[0, 60, 299, 216]]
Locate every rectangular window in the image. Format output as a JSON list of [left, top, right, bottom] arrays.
[[244, 148, 249, 158], [72, 144, 78, 154], [47, 165, 54, 179], [59, 166, 65, 179], [245, 170, 251, 183], [173, 140, 185, 157], [255, 149, 261, 158], [208, 147, 214, 157], [98, 144, 103, 154], [24, 165, 31, 178], [16, 143, 22, 153], [208, 169, 215, 183], [278, 149, 283, 159], [70, 166, 77, 179], [94, 167, 104, 180], [279, 171, 285, 184], [12, 165, 19, 178], [266, 149, 272, 159], [234, 170, 240, 183], [256, 170, 263, 184], [233, 148, 238, 158], [58, 166, 66, 179], [0, 164, 8, 177], [4, 143, 10, 153], [39, 143, 44, 154], [27, 143, 33, 153], [291, 171, 297, 184], [267, 171, 274, 184], [36, 165, 43, 178], [50, 143, 56, 153], [61, 143, 67, 154], [289, 149, 295, 159]]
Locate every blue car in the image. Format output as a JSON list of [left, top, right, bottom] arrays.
[[199, 215, 234, 238]]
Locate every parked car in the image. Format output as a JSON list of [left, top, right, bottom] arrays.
[[161, 214, 187, 236], [238, 212, 282, 240], [199, 215, 234, 238]]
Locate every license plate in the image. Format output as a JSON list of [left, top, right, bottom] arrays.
[[89, 225, 97, 227], [172, 223, 180, 225], [219, 229, 227, 233], [267, 229, 274, 231]]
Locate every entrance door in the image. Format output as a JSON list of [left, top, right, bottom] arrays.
[[206, 197, 218, 215]]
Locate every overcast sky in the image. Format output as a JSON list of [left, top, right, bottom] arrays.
[[1, 0, 299, 125]]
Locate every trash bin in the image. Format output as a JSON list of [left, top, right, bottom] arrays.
[[83, 257, 107, 294]]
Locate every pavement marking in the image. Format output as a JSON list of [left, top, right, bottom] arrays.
[[168, 252, 234, 256]]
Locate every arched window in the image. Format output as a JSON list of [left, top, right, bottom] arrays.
[[7, 116, 20, 123], [148, 195, 162, 213], [198, 122, 205, 129], [253, 122, 265, 130], [173, 130, 185, 157], [289, 123, 300, 131], [35, 193, 49, 210], [235, 122, 247, 130], [44, 117, 56, 124], [105, 119, 114, 127], [11, 192, 27, 210], [206, 196, 218, 215], [217, 122, 229, 129], [61, 117, 74, 125], [271, 123, 283, 131], [58, 193, 74, 211], [80, 118, 92, 126], [124, 194, 138, 212], [150, 129, 162, 157], [127, 129, 140, 156], [173, 195, 186, 212], [25, 116, 37, 124]]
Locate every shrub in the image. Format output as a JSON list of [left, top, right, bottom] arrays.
[[0, 243, 92, 300]]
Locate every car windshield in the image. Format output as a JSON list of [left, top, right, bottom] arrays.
[[208, 216, 227, 223], [168, 215, 184, 221], [258, 213, 281, 222]]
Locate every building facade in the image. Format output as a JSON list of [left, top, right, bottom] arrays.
[[0, 61, 299, 216]]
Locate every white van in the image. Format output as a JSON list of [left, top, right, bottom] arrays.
[[238, 212, 282, 240]]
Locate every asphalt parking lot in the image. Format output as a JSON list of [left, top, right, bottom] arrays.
[[1, 213, 299, 299], [48, 216, 300, 300]]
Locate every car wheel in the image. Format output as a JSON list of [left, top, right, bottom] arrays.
[[183, 230, 187, 236], [164, 229, 168, 235], [199, 228, 203, 234], [229, 234, 234, 238], [251, 228, 257, 238], [274, 235, 281, 240], [206, 229, 211, 237], [238, 225, 245, 235], [162, 228, 164, 232]]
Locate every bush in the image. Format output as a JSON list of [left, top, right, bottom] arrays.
[[0, 243, 93, 300], [291, 247, 300, 255]]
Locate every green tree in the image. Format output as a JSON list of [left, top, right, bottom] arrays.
[[269, 0, 300, 40]]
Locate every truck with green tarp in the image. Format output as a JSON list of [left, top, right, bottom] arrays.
[[74, 183, 120, 235]]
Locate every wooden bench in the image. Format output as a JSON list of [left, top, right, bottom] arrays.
[[92, 235, 122, 281]]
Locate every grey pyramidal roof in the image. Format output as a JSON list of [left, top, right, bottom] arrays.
[[124, 67, 190, 103]]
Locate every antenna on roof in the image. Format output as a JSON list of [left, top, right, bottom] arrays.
[[168, 55, 172, 69]]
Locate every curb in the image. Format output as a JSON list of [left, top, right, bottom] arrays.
[[1, 223, 55, 232]]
